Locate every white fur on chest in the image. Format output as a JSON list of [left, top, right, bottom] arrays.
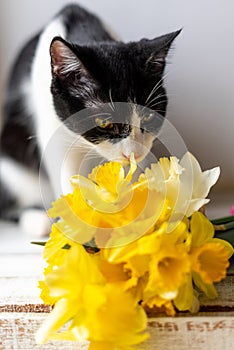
[[30, 17, 89, 196], [31, 17, 66, 152]]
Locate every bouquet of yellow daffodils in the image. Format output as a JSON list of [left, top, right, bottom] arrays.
[[36, 152, 233, 350]]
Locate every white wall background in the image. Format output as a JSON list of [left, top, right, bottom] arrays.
[[0, 0, 233, 200]]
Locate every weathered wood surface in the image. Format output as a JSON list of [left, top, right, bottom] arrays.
[[1, 314, 234, 350], [0, 314, 88, 350], [1, 223, 234, 350], [1, 262, 234, 349]]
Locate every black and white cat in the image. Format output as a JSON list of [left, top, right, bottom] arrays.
[[0, 4, 180, 235]]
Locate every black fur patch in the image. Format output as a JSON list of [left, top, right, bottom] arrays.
[[0, 179, 18, 221], [1, 32, 41, 170]]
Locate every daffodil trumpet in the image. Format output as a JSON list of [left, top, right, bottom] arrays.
[[36, 152, 233, 349]]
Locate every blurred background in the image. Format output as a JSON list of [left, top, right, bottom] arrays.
[[0, 0, 233, 217]]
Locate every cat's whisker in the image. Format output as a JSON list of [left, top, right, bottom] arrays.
[[144, 70, 172, 105], [145, 85, 158, 106], [108, 88, 115, 111], [86, 112, 113, 122], [145, 81, 167, 107], [153, 109, 167, 114], [145, 78, 163, 105], [147, 93, 168, 106], [152, 69, 176, 97], [146, 92, 177, 109], [147, 99, 169, 109], [142, 93, 172, 114], [145, 71, 176, 110]]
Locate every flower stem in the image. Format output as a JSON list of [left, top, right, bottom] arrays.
[[214, 221, 234, 232], [31, 241, 46, 246], [211, 215, 234, 225]]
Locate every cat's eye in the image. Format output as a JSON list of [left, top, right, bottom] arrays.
[[95, 117, 113, 129], [142, 113, 154, 123]]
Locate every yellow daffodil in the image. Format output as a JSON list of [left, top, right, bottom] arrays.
[[37, 239, 148, 348], [43, 224, 72, 263], [191, 242, 230, 283], [36, 243, 104, 344], [49, 154, 169, 248], [175, 212, 233, 311], [189, 212, 233, 296], [71, 283, 148, 350], [42, 283, 148, 350], [144, 244, 190, 300], [37, 153, 233, 349], [180, 153, 220, 216], [47, 155, 137, 246], [142, 152, 220, 220], [38, 225, 76, 306], [103, 221, 190, 303]]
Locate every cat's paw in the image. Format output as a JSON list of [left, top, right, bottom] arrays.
[[19, 209, 52, 237]]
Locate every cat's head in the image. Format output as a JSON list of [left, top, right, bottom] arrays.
[[50, 30, 181, 163]]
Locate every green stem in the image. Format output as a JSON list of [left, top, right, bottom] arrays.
[[31, 241, 46, 246], [211, 215, 234, 225], [214, 221, 234, 232]]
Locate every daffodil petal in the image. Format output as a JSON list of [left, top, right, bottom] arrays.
[[190, 212, 214, 246], [212, 238, 234, 258], [191, 242, 230, 284], [192, 272, 217, 299], [180, 152, 220, 198], [43, 224, 71, 262], [185, 198, 210, 218], [174, 274, 194, 311], [143, 296, 176, 316], [36, 298, 77, 344], [145, 245, 190, 300]]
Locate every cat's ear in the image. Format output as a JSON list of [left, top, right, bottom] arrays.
[[144, 29, 182, 72], [50, 37, 88, 79]]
